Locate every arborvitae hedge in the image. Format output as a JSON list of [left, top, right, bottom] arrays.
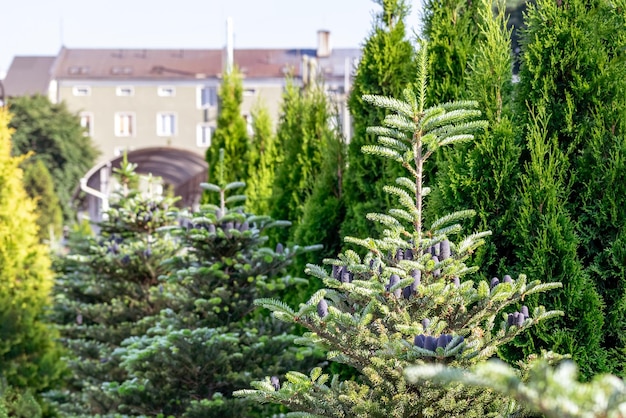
[[270, 80, 335, 246], [426, 0, 521, 279], [516, 0, 626, 375], [293, 113, 346, 274], [502, 107, 607, 378], [246, 102, 277, 216], [206, 66, 250, 203], [422, 0, 482, 105], [0, 107, 64, 400], [22, 159, 63, 243], [340, 0, 416, 242]]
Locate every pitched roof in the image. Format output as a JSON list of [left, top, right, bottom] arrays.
[[51, 47, 360, 81], [4, 56, 55, 96]]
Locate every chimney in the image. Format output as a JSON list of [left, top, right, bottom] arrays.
[[317, 30, 331, 58], [225, 17, 234, 74]]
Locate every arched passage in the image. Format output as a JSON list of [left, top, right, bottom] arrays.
[[73, 147, 208, 223]]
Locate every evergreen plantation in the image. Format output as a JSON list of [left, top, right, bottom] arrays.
[[2, 0, 626, 415]]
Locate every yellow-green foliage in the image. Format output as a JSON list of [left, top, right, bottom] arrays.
[[0, 107, 63, 391]]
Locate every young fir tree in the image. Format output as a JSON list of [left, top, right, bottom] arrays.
[[270, 79, 335, 246], [8, 95, 99, 221], [406, 352, 626, 418], [421, 0, 482, 104], [49, 157, 181, 415], [205, 66, 250, 204], [426, 0, 521, 278], [246, 102, 277, 216], [236, 45, 560, 417], [22, 159, 63, 243], [112, 150, 321, 417], [0, 107, 65, 396], [516, 0, 626, 375], [341, 0, 416, 242]]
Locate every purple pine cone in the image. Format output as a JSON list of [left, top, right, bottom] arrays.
[[410, 270, 421, 291], [414, 334, 425, 348], [424, 336, 437, 351], [521, 305, 529, 317], [270, 376, 280, 391], [440, 240, 451, 260], [317, 299, 328, 318], [341, 268, 352, 283], [437, 334, 453, 349], [503, 275, 513, 283], [490, 277, 500, 289], [387, 274, 401, 298]]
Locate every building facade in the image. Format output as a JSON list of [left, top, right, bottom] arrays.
[[5, 31, 359, 164]]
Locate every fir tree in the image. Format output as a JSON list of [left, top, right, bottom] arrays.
[[49, 157, 181, 415], [113, 151, 321, 417], [406, 352, 626, 418], [246, 102, 277, 215], [236, 45, 560, 417], [22, 159, 63, 243], [0, 107, 65, 398], [341, 0, 416, 242], [516, 0, 626, 375], [206, 66, 250, 203]]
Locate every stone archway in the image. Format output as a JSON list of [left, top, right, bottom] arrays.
[[73, 147, 208, 223]]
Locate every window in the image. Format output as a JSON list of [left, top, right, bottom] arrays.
[[116, 86, 134, 96], [73, 86, 91, 96], [111, 66, 133, 75], [68, 66, 90, 75], [114, 112, 135, 137], [79, 112, 94, 137], [157, 112, 177, 136], [198, 85, 218, 108], [243, 88, 256, 96], [158, 86, 176, 97], [197, 123, 215, 147]]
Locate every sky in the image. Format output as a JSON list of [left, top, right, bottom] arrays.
[[1, 0, 424, 78]]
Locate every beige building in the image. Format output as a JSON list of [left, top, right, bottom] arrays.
[[6, 31, 359, 164], [3, 31, 360, 219]]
